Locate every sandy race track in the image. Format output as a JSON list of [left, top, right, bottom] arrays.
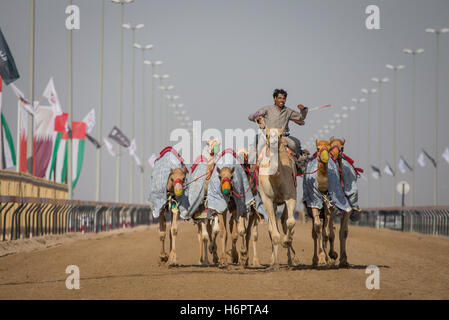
[[0, 220, 448, 300]]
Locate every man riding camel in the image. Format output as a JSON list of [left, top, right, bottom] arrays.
[[248, 88, 309, 173]]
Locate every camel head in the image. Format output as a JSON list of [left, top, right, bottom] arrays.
[[168, 166, 188, 196], [329, 136, 345, 160], [206, 138, 220, 157], [217, 166, 234, 196], [315, 139, 331, 164]]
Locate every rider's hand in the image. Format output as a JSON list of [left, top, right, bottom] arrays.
[[297, 104, 306, 110]]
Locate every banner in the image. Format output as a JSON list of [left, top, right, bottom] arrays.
[[0, 113, 16, 169], [103, 137, 116, 157], [383, 163, 395, 176], [47, 113, 69, 182], [33, 106, 55, 177], [82, 108, 95, 134], [370, 165, 381, 180], [398, 156, 413, 174], [442, 147, 449, 165], [42, 77, 62, 115], [72, 121, 86, 189], [108, 126, 130, 148], [0, 27, 20, 85]]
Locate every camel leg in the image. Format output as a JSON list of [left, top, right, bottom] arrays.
[[227, 211, 239, 264], [238, 214, 248, 267], [158, 212, 168, 265], [247, 210, 262, 267], [339, 210, 351, 268], [311, 208, 326, 267], [217, 212, 228, 268], [282, 200, 300, 267], [201, 219, 210, 266], [197, 221, 204, 265], [322, 205, 331, 264], [208, 215, 219, 264], [168, 209, 179, 266], [260, 191, 280, 271], [328, 208, 338, 263]]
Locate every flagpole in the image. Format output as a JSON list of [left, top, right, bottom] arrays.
[[96, 0, 105, 202], [68, 0, 73, 200], [16, 100, 20, 173], [141, 50, 145, 204], [28, 0, 35, 175]]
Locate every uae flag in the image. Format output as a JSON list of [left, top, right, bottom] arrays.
[[33, 105, 55, 177], [0, 76, 16, 169], [71, 121, 86, 189], [47, 113, 68, 182]]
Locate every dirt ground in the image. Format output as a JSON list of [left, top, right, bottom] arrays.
[[0, 220, 448, 300]]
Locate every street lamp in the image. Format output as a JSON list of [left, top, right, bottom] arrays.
[[123, 24, 144, 204], [361, 88, 377, 207], [386, 64, 405, 206], [134, 44, 153, 204], [372, 77, 389, 207], [153, 74, 170, 151], [111, 0, 134, 203], [425, 27, 448, 205], [144, 60, 163, 156], [403, 48, 424, 206]]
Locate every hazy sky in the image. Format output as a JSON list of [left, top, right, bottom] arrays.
[[1, 0, 448, 207]]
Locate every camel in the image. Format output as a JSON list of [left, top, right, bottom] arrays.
[[188, 139, 221, 266], [215, 165, 249, 268], [329, 136, 359, 267], [157, 166, 189, 267], [256, 118, 299, 271], [237, 149, 266, 267]]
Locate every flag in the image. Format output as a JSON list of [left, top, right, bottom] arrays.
[[82, 108, 95, 134], [422, 149, 436, 167], [33, 105, 55, 177], [148, 154, 157, 168], [0, 113, 16, 169], [398, 156, 413, 174], [9, 83, 35, 115], [42, 77, 62, 115], [71, 121, 86, 189], [128, 138, 142, 171], [18, 102, 28, 172], [442, 147, 449, 164], [103, 137, 116, 157], [0, 77, 16, 169], [384, 162, 395, 176], [417, 152, 426, 167], [0, 27, 20, 85], [371, 165, 381, 180], [86, 133, 101, 149], [47, 113, 69, 182], [108, 126, 130, 148]]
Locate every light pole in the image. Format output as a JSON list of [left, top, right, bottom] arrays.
[[96, 0, 105, 202], [425, 28, 448, 206], [159, 84, 175, 147], [361, 88, 377, 207], [134, 44, 153, 204], [372, 77, 389, 207], [403, 48, 424, 206], [144, 60, 163, 157], [386, 64, 405, 206], [111, 0, 134, 203], [166, 94, 179, 139], [351, 98, 366, 162], [153, 74, 170, 151], [123, 23, 144, 203], [68, 0, 73, 198]]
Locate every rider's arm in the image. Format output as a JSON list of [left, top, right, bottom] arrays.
[[248, 107, 268, 122], [289, 105, 308, 125]]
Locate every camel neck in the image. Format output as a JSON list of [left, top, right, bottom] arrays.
[[318, 161, 328, 174]]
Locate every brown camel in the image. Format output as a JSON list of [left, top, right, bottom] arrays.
[[257, 118, 299, 271], [329, 136, 352, 267], [158, 166, 189, 267]]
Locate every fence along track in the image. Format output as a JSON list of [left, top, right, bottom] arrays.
[[351, 206, 449, 237], [0, 196, 154, 241]]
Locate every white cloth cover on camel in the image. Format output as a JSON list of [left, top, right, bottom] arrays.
[[302, 157, 352, 212], [185, 150, 255, 219], [185, 160, 208, 219], [341, 157, 359, 208], [147, 148, 190, 219]]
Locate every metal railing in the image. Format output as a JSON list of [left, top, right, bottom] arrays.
[[0, 196, 155, 241], [351, 206, 449, 237]]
